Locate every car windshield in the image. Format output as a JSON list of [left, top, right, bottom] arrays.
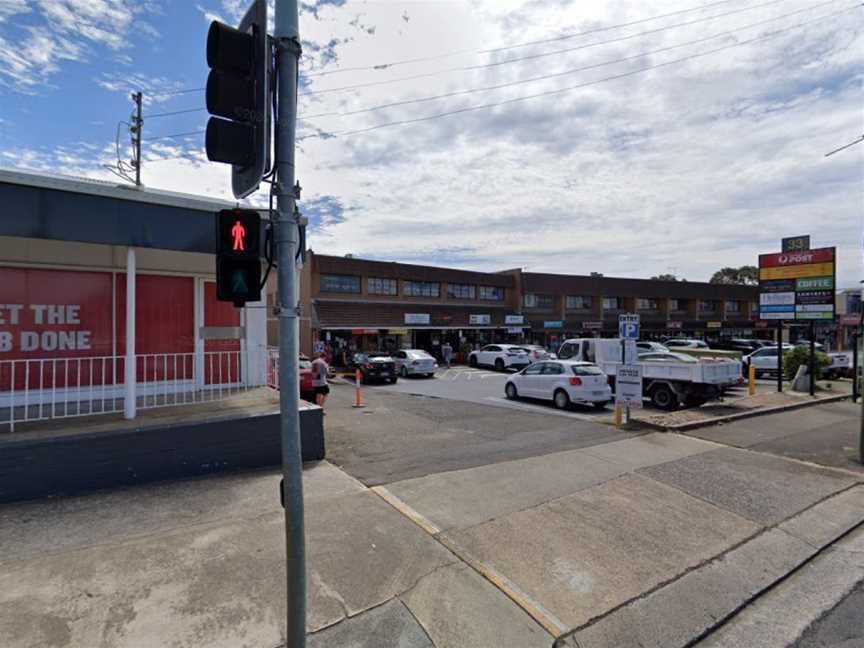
[[571, 364, 604, 376], [409, 351, 433, 359]]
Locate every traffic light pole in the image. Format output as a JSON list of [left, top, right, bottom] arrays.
[[274, 1, 305, 645]]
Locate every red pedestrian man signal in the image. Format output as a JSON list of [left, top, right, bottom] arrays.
[[231, 220, 246, 251]]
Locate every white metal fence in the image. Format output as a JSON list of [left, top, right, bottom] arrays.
[[0, 347, 268, 431]]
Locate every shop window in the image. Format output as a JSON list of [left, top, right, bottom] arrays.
[[321, 274, 361, 293], [523, 294, 553, 309], [636, 298, 658, 311], [566, 295, 592, 310], [726, 300, 741, 313], [699, 300, 719, 312], [447, 283, 476, 299], [368, 277, 398, 295], [404, 280, 440, 297], [603, 297, 623, 310], [479, 286, 504, 301]]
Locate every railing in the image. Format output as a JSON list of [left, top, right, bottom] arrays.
[[0, 347, 268, 431]]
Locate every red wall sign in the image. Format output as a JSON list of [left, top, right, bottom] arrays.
[[758, 247, 835, 268]]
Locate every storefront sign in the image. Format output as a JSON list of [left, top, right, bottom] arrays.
[[707, 321, 722, 329], [388, 328, 409, 335], [544, 320, 563, 329], [840, 315, 861, 326], [506, 327, 524, 334], [666, 321, 683, 329], [404, 313, 430, 325], [582, 321, 603, 330], [618, 313, 640, 339], [758, 246, 836, 322], [505, 315, 524, 325], [782, 235, 810, 252], [469, 314, 491, 325], [615, 365, 643, 409], [351, 328, 379, 335]]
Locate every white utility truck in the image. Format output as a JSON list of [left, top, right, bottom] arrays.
[[557, 338, 743, 410]]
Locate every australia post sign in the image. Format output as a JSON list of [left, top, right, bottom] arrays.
[[758, 247, 836, 321]]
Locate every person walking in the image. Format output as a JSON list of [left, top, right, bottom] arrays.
[[442, 341, 453, 368], [311, 351, 330, 409]]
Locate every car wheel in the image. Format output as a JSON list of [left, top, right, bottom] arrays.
[[426, 373, 434, 378], [592, 401, 608, 410], [650, 384, 678, 410], [469, 355, 478, 368], [505, 382, 518, 400], [401, 366, 409, 378], [389, 377, 398, 384], [553, 389, 571, 410], [494, 358, 505, 372]]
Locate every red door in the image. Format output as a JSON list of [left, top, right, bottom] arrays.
[[204, 281, 241, 385]]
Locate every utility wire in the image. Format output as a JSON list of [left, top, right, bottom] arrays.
[[824, 134, 864, 156], [146, 107, 206, 119], [299, 3, 860, 141], [300, 0, 841, 121], [150, 87, 205, 97], [300, 0, 794, 96], [304, 0, 750, 77], [148, 129, 206, 141]]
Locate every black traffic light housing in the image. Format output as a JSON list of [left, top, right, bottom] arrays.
[[216, 209, 262, 307], [205, 0, 270, 199]]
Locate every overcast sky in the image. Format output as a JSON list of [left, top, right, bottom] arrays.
[[0, 0, 861, 286]]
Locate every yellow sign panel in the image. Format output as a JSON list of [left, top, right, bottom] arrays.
[[387, 328, 409, 335], [759, 262, 834, 281]]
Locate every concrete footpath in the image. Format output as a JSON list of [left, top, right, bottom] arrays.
[[1, 426, 863, 646]]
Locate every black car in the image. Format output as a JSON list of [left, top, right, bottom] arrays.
[[350, 352, 398, 384], [711, 338, 765, 354]]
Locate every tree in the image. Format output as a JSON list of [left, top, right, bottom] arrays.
[[783, 347, 831, 381], [651, 273, 682, 282], [709, 265, 758, 285]]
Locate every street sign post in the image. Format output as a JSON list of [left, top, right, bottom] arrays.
[[618, 313, 640, 339], [616, 364, 643, 410]]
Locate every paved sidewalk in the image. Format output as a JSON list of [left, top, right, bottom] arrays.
[[1, 416, 862, 647]]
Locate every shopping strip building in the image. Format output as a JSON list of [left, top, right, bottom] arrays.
[[0, 168, 322, 502], [282, 251, 762, 360]]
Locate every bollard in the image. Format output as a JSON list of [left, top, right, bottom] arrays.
[[352, 369, 364, 408], [748, 363, 756, 396], [614, 404, 623, 428]]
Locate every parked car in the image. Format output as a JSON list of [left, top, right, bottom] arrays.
[[665, 338, 710, 349], [393, 349, 438, 377], [636, 341, 669, 354], [518, 344, 557, 363], [299, 354, 315, 402], [505, 360, 612, 410], [468, 344, 531, 371], [742, 344, 795, 377], [558, 338, 742, 409], [711, 338, 765, 354], [349, 351, 398, 384]]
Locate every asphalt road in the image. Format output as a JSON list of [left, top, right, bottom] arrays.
[[795, 581, 864, 648], [323, 380, 634, 485]]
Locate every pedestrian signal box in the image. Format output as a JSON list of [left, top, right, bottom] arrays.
[[216, 209, 261, 307]]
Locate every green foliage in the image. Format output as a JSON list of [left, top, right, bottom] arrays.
[[782, 346, 831, 381], [709, 265, 758, 285], [651, 274, 682, 281]]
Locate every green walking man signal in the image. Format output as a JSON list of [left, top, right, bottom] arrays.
[[216, 208, 262, 307]]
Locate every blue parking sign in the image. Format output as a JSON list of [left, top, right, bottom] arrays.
[[618, 314, 640, 339]]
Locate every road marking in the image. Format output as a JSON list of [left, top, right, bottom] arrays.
[[482, 396, 609, 421]]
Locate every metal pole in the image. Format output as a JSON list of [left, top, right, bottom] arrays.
[[124, 248, 136, 419], [852, 332, 859, 402], [132, 91, 142, 187], [777, 320, 783, 392], [274, 1, 305, 646], [809, 321, 816, 396]]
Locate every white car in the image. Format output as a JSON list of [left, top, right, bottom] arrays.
[[636, 341, 669, 354], [665, 339, 710, 349], [519, 344, 557, 363], [393, 349, 438, 378], [743, 344, 795, 377], [505, 360, 612, 410], [469, 344, 531, 371]]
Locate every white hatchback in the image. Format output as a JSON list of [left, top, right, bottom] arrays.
[[505, 360, 612, 410]]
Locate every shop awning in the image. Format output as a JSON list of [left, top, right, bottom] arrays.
[[314, 300, 514, 329]]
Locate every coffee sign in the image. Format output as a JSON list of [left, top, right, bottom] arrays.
[[758, 245, 835, 322]]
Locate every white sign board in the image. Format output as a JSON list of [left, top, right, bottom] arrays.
[[505, 315, 524, 325], [618, 313, 640, 339], [615, 364, 643, 409], [623, 339, 638, 365], [506, 327, 524, 334], [469, 313, 491, 325], [404, 313, 430, 325]]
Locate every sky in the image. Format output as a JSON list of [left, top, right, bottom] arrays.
[[0, 0, 861, 287]]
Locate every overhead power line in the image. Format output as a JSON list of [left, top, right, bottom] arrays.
[[300, 0, 794, 97], [298, 3, 860, 141], [824, 135, 864, 157], [146, 107, 206, 119], [148, 129, 206, 141], [304, 0, 750, 78], [300, 0, 841, 121]]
